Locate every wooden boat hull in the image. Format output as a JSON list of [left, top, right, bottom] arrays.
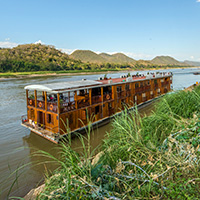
[[22, 95, 160, 144]]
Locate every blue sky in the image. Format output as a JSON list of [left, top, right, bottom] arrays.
[[0, 0, 200, 61]]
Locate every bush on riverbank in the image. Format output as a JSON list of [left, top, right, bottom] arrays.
[[36, 87, 200, 199]]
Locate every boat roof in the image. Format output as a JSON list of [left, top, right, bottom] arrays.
[[24, 72, 172, 93], [24, 80, 103, 93]]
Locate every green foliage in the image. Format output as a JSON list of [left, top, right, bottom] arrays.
[[35, 88, 200, 199]]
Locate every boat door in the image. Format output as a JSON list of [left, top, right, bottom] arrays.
[[37, 111, 45, 126]]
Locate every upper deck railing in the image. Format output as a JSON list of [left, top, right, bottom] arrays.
[[28, 92, 114, 114], [135, 85, 151, 94], [26, 72, 172, 113]]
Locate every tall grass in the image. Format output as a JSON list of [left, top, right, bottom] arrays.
[[30, 87, 200, 199]]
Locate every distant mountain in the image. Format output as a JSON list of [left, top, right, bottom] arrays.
[[100, 53, 136, 64], [151, 56, 184, 65], [70, 50, 106, 63], [70, 50, 136, 65], [136, 60, 152, 65], [183, 60, 200, 67], [70, 51, 193, 66]]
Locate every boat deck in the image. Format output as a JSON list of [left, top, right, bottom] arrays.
[[21, 122, 58, 143]]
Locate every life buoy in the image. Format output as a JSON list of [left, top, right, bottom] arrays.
[[39, 102, 42, 108], [30, 100, 32, 105], [106, 94, 110, 100], [50, 104, 54, 111]]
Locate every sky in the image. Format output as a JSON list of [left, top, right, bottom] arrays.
[[0, 0, 200, 61]]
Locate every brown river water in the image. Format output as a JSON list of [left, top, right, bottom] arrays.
[[0, 68, 199, 199]]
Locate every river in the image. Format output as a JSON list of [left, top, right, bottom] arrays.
[[0, 68, 199, 199]]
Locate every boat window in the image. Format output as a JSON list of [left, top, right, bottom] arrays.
[[154, 80, 157, 84], [117, 86, 122, 92], [79, 90, 85, 96], [125, 84, 129, 90], [103, 86, 111, 94], [135, 83, 139, 88], [37, 91, 44, 101], [47, 94, 57, 102], [140, 82, 143, 87], [28, 91, 35, 99], [147, 81, 150, 85], [95, 106, 99, 114], [165, 78, 167, 81], [47, 113, 53, 124], [92, 87, 101, 96]]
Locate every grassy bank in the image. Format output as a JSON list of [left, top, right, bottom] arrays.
[[26, 86, 200, 199]]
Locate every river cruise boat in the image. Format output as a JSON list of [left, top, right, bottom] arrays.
[[21, 72, 172, 143]]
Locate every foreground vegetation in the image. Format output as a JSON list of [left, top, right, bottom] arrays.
[[30, 85, 200, 199]]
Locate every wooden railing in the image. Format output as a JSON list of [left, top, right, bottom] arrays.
[[117, 91, 126, 99], [28, 98, 35, 107], [161, 81, 169, 87], [37, 100, 45, 110], [154, 83, 159, 89], [60, 101, 75, 113], [126, 89, 131, 97], [92, 95, 102, 104], [109, 108, 115, 116], [77, 97, 90, 108], [144, 85, 151, 92], [103, 93, 112, 101], [47, 102, 58, 113], [135, 86, 151, 94]]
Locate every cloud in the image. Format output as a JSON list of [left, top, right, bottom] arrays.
[[34, 40, 44, 44], [197, 0, 200, 2], [60, 48, 76, 55], [0, 41, 18, 48], [122, 52, 154, 60], [190, 56, 194, 59]]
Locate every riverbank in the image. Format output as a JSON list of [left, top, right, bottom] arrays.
[[23, 84, 200, 199], [0, 69, 121, 80], [0, 66, 198, 80]]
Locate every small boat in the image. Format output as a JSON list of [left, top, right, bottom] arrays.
[[21, 72, 173, 143]]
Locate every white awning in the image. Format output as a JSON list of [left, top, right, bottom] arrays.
[[24, 80, 103, 93]]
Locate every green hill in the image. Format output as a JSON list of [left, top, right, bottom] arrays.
[[100, 52, 136, 64], [0, 44, 82, 72], [151, 56, 184, 65], [0, 43, 70, 63], [70, 50, 106, 63], [70, 50, 136, 65]]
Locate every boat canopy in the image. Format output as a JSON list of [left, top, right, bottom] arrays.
[[24, 80, 103, 93]]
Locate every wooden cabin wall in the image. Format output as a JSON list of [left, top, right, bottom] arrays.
[[26, 75, 172, 136], [45, 111, 59, 133]]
